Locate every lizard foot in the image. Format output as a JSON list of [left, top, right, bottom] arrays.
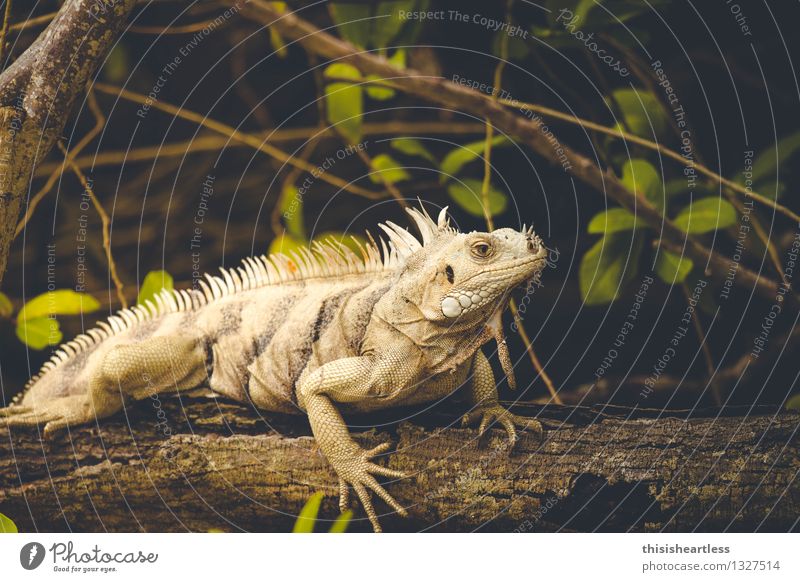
[[335, 442, 409, 532], [0, 396, 92, 439], [462, 405, 544, 447]]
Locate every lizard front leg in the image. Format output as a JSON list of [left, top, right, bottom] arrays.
[[462, 350, 543, 446], [297, 351, 416, 532]]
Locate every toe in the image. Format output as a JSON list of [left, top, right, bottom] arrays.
[[364, 475, 407, 517], [338, 479, 350, 514], [353, 483, 381, 532], [500, 416, 517, 446], [366, 462, 407, 480], [365, 442, 391, 458]]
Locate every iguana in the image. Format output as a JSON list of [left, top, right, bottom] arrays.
[[1, 205, 548, 532]]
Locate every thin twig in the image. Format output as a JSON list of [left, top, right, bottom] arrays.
[[500, 98, 800, 225], [328, 72, 799, 226], [355, 147, 408, 208], [510, 303, 561, 404], [33, 121, 486, 176], [681, 282, 720, 405], [15, 88, 106, 238], [57, 141, 127, 308], [483, 2, 560, 404], [8, 10, 55, 32], [0, 0, 12, 65], [93, 82, 382, 200]]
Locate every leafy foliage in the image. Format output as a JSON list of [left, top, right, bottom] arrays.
[[0, 512, 18, 533], [16, 317, 62, 350], [447, 179, 508, 218], [750, 130, 800, 185], [329, 1, 425, 49], [611, 88, 668, 138], [18, 290, 100, 321], [673, 197, 737, 233], [391, 137, 436, 164], [292, 492, 352, 533], [579, 233, 643, 305], [369, 153, 411, 184], [0, 291, 12, 318], [654, 250, 694, 284], [324, 63, 364, 145], [439, 136, 509, 181], [15, 290, 100, 350], [587, 207, 638, 234], [620, 158, 663, 212], [137, 270, 174, 305]]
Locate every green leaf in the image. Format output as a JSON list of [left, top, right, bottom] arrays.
[[280, 184, 306, 239], [0, 512, 18, 533], [369, 154, 411, 184], [365, 50, 405, 100], [364, 75, 395, 100], [324, 63, 363, 145], [611, 88, 668, 138], [328, 510, 352, 533], [329, 4, 373, 48], [579, 233, 643, 305], [674, 197, 737, 233], [750, 130, 800, 184], [439, 136, 509, 182], [447, 179, 508, 217], [752, 180, 785, 202], [102, 44, 129, 84], [372, 2, 415, 48], [293, 492, 324, 533], [0, 291, 12, 318], [269, 28, 288, 59], [655, 250, 694, 284], [786, 394, 800, 411], [269, 233, 307, 257], [621, 158, 663, 213], [16, 317, 62, 350], [587, 208, 638, 234], [19, 290, 100, 321], [391, 137, 436, 164], [137, 270, 174, 306]]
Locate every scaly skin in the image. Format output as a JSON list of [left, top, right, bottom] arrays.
[[1, 206, 547, 532]]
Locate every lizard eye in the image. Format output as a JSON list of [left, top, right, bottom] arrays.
[[471, 241, 493, 259]]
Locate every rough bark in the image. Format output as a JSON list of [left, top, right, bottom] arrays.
[[0, 0, 136, 286], [1, 397, 797, 532]]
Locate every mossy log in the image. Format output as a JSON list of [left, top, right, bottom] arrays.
[[1, 397, 798, 532]]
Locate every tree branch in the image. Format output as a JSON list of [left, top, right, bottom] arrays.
[[0, 0, 137, 286], [0, 397, 796, 532]]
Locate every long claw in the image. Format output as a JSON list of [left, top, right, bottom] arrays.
[[364, 475, 407, 517], [478, 414, 490, 436], [500, 416, 517, 445], [366, 462, 407, 480], [338, 478, 350, 514], [353, 483, 381, 533], [366, 442, 391, 457]]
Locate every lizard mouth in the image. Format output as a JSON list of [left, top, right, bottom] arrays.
[[440, 253, 548, 319]]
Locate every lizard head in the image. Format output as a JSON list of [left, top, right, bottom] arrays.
[[385, 206, 548, 327]]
